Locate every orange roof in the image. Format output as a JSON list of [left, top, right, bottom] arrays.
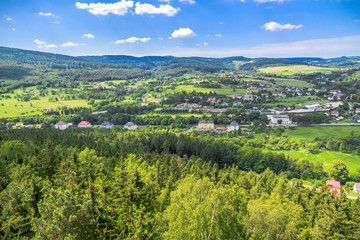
[[78, 121, 90, 125], [216, 127, 227, 130]]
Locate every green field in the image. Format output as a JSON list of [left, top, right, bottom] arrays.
[[272, 149, 360, 174], [169, 85, 256, 95], [287, 126, 360, 140], [259, 65, 336, 75], [0, 94, 89, 118], [273, 78, 314, 88]]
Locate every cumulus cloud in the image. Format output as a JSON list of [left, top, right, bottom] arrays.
[[34, 39, 46, 45], [179, 0, 196, 4], [6, 17, 13, 21], [76, 1, 134, 15], [39, 44, 58, 49], [262, 22, 303, 32], [61, 42, 79, 47], [83, 33, 95, 38], [39, 12, 55, 17], [215, 34, 222, 37], [203, 42, 208, 46], [114, 37, 151, 44], [171, 28, 197, 38], [135, 3, 180, 16]]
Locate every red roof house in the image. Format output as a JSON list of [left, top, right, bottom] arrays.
[[326, 180, 341, 196], [78, 121, 91, 128]]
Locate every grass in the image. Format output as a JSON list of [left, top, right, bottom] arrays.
[[271, 149, 360, 174], [168, 84, 257, 95], [0, 94, 89, 118], [273, 78, 314, 88], [287, 126, 360, 140], [259, 65, 336, 75]]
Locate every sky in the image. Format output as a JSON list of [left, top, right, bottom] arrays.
[[1, 0, 360, 58]]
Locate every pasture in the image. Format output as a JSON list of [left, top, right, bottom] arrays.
[[287, 126, 360, 140]]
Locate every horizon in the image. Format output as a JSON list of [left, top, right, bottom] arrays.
[[2, 45, 360, 59], [1, 0, 360, 58]]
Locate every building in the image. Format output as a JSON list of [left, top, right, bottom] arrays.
[[267, 115, 292, 125], [326, 180, 341, 196], [78, 121, 91, 128], [198, 121, 215, 130], [216, 127, 227, 132], [55, 121, 69, 130], [227, 121, 239, 132], [100, 121, 114, 129], [124, 122, 137, 130], [354, 183, 360, 194]]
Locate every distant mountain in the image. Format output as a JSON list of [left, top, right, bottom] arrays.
[[0, 46, 359, 73]]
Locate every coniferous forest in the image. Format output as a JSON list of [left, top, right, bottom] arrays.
[[0, 128, 360, 239]]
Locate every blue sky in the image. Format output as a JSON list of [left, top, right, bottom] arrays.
[[1, 0, 360, 57]]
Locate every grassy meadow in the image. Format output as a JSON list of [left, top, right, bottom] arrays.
[[259, 65, 336, 75], [287, 126, 360, 140]]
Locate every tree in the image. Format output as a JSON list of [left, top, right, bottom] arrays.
[[327, 160, 349, 183]]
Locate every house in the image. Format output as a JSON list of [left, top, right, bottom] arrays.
[[326, 180, 341, 196], [227, 121, 239, 132], [43, 108, 53, 112], [100, 121, 114, 129], [331, 111, 339, 117], [124, 122, 137, 130], [55, 121, 69, 130], [78, 121, 91, 128], [216, 127, 227, 132], [198, 121, 215, 130], [267, 115, 292, 125], [354, 183, 360, 194]]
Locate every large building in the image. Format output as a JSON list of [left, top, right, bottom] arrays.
[[198, 121, 215, 130], [227, 121, 239, 132], [267, 115, 292, 125]]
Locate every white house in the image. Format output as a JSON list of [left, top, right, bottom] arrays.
[[267, 115, 292, 125], [55, 121, 69, 130], [354, 183, 360, 194], [124, 122, 137, 130], [227, 121, 239, 132]]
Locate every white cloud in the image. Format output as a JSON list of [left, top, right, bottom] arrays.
[[135, 3, 180, 16], [219, 21, 224, 25], [76, 1, 134, 15], [215, 34, 222, 37], [53, 21, 60, 24], [171, 28, 197, 38], [179, 0, 196, 4], [39, 12, 55, 17], [6, 17, 13, 21], [254, 0, 285, 3], [355, 19, 360, 22], [61, 42, 79, 47], [158, 37, 164, 40], [262, 22, 303, 31], [83, 33, 95, 38], [114, 37, 151, 44], [203, 42, 208, 46], [38, 44, 58, 49], [34, 39, 46, 45], [12, 28, 16, 31]]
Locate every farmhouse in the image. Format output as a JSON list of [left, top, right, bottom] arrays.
[[267, 115, 292, 125], [124, 122, 137, 130], [354, 183, 360, 194], [55, 121, 69, 130], [78, 121, 91, 128], [198, 121, 215, 130], [100, 121, 114, 129]]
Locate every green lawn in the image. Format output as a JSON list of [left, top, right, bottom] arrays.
[[259, 65, 336, 75], [273, 78, 314, 88], [271, 149, 360, 174], [287, 126, 360, 140]]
